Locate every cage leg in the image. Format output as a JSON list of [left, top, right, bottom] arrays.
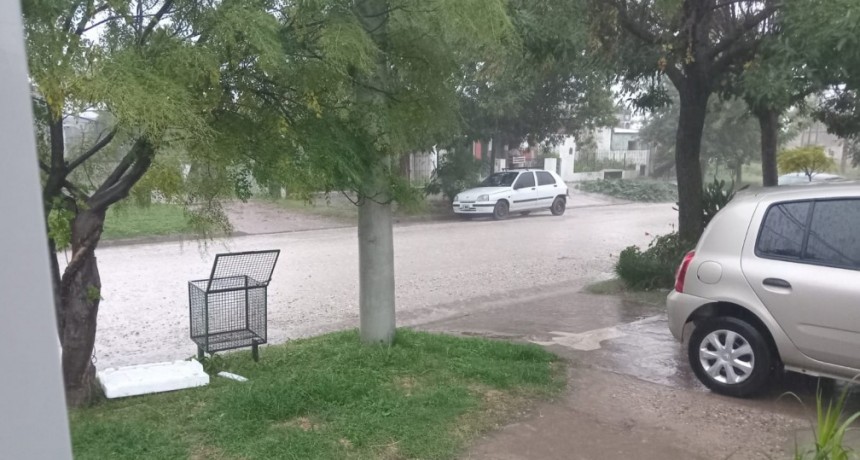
[[197, 346, 205, 360], [252, 342, 259, 362]]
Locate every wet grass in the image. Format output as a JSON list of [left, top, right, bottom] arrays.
[[585, 278, 669, 307], [102, 204, 192, 240], [267, 195, 454, 223], [70, 329, 564, 460], [576, 180, 678, 203]]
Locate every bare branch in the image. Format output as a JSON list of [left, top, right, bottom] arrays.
[[66, 127, 118, 172], [708, 3, 778, 62]]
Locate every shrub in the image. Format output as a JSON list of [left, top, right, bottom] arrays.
[[702, 178, 748, 227], [424, 148, 482, 201], [615, 232, 692, 290], [577, 179, 678, 203]]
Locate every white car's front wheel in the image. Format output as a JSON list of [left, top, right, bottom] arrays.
[[493, 200, 509, 220], [551, 197, 566, 216]]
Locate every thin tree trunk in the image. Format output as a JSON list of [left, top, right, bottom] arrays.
[[358, 160, 395, 344], [735, 163, 743, 185], [758, 108, 779, 187], [354, 0, 395, 345], [59, 207, 105, 407], [675, 83, 709, 243]]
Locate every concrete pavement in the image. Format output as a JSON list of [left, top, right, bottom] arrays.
[[417, 284, 830, 460]]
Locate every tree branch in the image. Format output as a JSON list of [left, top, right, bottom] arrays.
[[66, 127, 118, 172], [40, 162, 92, 203], [610, 0, 660, 45], [89, 139, 155, 211], [708, 4, 778, 62], [94, 146, 137, 194], [139, 0, 175, 45]]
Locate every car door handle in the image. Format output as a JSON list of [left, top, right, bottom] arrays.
[[763, 278, 792, 289]]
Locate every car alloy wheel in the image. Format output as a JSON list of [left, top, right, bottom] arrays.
[[550, 197, 566, 216], [688, 317, 772, 397], [698, 330, 754, 384], [493, 200, 509, 220]]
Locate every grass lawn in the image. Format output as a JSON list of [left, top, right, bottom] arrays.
[[71, 329, 564, 460], [585, 278, 669, 307], [103, 204, 192, 240], [268, 195, 453, 222]]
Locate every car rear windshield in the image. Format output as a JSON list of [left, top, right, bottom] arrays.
[[480, 172, 519, 187]]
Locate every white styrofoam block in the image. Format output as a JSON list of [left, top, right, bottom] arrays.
[[97, 360, 209, 399], [217, 371, 248, 382]]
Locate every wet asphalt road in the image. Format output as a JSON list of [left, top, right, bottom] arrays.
[[88, 201, 677, 367]]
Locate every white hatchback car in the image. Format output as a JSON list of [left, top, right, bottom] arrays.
[[668, 184, 860, 397], [453, 169, 569, 219]]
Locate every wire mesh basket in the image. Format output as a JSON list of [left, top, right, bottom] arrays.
[[188, 250, 280, 361]]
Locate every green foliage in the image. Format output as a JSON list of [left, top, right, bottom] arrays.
[[458, 0, 616, 146], [640, 87, 762, 181], [47, 198, 74, 250], [616, 232, 691, 291], [778, 146, 836, 181], [425, 149, 483, 201], [795, 386, 860, 460], [577, 180, 678, 203], [71, 329, 563, 460], [85, 286, 102, 303], [702, 178, 747, 228], [783, 0, 860, 139]]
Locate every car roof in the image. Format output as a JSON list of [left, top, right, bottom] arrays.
[[733, 182, 860, 205]]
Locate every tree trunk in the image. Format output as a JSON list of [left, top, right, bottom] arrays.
[[675, 83, 710, 243], [757, 108, 779, 187], [59, 208, 106, 407], [735, 163, 743, 185], [357, 160, 396, 344]]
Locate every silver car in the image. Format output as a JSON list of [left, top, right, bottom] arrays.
[[667, 184, 860, 397]]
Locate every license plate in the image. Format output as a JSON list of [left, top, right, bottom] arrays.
[[460, 204, 473, 210]]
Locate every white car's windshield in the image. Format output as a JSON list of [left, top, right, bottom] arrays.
[[480, 172, 519, 187]]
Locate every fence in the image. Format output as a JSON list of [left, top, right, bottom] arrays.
[[575, 149, 651, 173], [401, 151, 437, 185]]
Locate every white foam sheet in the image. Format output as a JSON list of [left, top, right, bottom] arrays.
[[97, 360, 209, 399]]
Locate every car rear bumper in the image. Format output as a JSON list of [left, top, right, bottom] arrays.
[[666, 290, 709, 341]]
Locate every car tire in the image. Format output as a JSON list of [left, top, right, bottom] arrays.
[[550, 197, 566, 216], [688, 317, 773, 398], [493, 201, 509, 220]]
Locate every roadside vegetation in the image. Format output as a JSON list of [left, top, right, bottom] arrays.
[[102, 204, 193, 240], [70, 329, 564, 460], [576, 180, 678, 203], [794, 386, 860, 460]]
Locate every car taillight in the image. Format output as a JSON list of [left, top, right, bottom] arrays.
[[674, 251, 696, 293]]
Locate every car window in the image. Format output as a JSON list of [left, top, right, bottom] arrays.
[[536, 171, 555, 186], [805, 200, 860, 269], [479, 172, 519, 187], [757, 201, 811, 259], [513, 172, 535, 189]]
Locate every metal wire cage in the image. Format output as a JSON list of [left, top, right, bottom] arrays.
[[188, 250, 280, 361]]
